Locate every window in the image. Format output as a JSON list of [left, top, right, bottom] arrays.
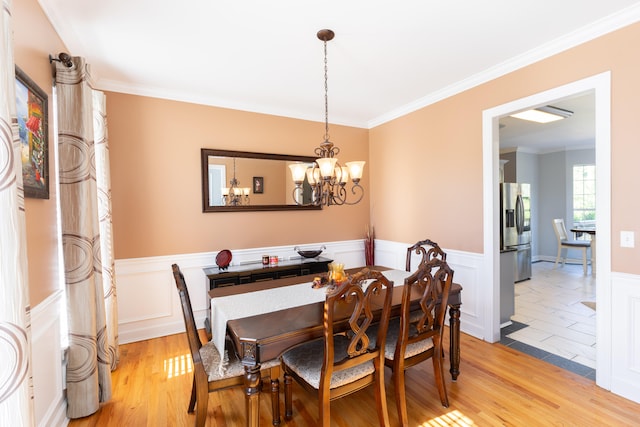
[[573, 164, 596, 224]]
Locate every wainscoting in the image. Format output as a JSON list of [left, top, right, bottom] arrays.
[[115, 239, 486, 345], [115, 240, 369, 344], [31, 290, 67, 427]]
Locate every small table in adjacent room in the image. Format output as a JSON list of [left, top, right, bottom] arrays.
[[571, 227, 596, 276]]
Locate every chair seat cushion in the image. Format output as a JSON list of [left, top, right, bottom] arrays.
[[281, 336, 375, 389], [562, 240, 591, 248], [200, 338, 279, 382], [367, 317, 434, 360]]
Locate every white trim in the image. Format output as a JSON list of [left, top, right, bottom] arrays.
[[31, 291, 68, 427], [482, 72, 612, 387]]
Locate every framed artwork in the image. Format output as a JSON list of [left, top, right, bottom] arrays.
[[15, 66, 49, 199], [253, 176, 264, 194]]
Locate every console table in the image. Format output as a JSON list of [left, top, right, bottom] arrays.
[[203, 257, 332, 335], [203, 256, 333, 290]]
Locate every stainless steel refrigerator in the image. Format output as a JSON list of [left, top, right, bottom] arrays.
[[500, 183, 531, 282]]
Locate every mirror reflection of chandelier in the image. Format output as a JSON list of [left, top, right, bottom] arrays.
[[222, 158, 250, 206], [289, 29, 365, 207]]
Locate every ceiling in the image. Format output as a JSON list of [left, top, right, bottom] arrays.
[[40, 1, 640, 141]]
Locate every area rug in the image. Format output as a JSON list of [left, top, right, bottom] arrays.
[[581, 301, 596, 311]]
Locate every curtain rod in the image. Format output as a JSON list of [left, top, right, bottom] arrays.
[[48, 52, 73, 67]]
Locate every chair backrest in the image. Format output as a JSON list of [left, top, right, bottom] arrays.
[[397, 257, 454, 360], [172, 264, 204, 365], [406, 239, 447, 272], [552, 218, 569, 242], [320, 268, 394, 390]]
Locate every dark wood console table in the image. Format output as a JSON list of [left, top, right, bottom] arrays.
[[203, 256, 333, 290]]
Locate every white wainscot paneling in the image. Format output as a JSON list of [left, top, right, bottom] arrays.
[[115, 241, 365, 344], [611, 272, 640, 404], [375, 240, 484, 340], [31, 291, 67, 427]]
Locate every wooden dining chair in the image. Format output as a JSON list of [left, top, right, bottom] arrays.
[[378, 256, 454, 427], [281, 268, 394, 427], [171, 264, 281, 427], [405, 238, 447, 272], [552, 218, 591, 275]]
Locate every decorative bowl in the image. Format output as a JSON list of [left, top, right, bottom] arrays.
[[295, 245, 326, 259]]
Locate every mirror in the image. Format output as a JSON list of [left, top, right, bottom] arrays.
[[201, 148, 321, 212]]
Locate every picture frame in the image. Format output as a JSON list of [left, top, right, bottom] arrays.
[[253, 176, 264, 194], [15, 66, 49, 199]]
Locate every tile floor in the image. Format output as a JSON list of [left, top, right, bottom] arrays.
[[500, 260, 597, 380]]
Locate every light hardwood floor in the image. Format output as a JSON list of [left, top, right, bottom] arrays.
[[67, 328, 640, 426]]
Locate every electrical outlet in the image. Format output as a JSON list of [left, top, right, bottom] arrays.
[[620, 231, 635, 248]]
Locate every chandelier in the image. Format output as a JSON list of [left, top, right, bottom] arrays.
[[222, 158, 250, 206], [289, 29, 365, 207]]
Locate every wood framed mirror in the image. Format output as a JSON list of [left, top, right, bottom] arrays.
[[201, 148, 321, 212]]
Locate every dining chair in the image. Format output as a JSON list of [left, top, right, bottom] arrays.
[[552, 218, 590, 275], [280, 268, 394, 427], [376, 256, 454, 427], [171, 264, 281, 427], [405, 238, 447, 272]]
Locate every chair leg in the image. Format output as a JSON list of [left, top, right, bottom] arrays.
[[582, 248, 588, 275], [194, 369, 209, 427], [394, 362, 409, 427], [284, 372, 293, 421], [373, 362, 390, 427], [432, 343, 450, 408], [188, 375, 197, 413], [554, 246, 562, 269]]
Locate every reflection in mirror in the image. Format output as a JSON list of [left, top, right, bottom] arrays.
[[201, 149, 321, 212]]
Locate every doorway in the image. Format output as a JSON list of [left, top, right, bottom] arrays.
[[481, 72, 612, 389]]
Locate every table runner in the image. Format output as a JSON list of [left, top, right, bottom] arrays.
[[210, 269, 412, 372]]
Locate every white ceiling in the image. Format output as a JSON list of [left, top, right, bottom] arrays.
[[40, 1, 640, 142]]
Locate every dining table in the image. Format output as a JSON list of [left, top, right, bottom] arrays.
[[571, 226, 596, 276], [208, 266, 463, 427]]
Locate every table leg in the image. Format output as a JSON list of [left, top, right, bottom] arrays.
[[244, 364, 261, 427], [270, 369, 281, 426], [591, 235, 596, 277], [449, 303, 461, 381]]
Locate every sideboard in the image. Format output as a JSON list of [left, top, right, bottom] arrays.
[[203, 257, 332, 335], [203, 256, 333, 290]]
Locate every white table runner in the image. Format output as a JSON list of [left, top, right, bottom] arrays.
[[209, 268, 412, 370]]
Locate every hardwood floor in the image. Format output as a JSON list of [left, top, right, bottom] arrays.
[[68, 329, 640, 426]]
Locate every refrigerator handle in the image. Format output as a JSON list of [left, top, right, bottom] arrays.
[[516, 194, 524, 235]]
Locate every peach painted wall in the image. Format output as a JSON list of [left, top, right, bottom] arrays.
[[13, 0, 66, 305], [370, 22, 640, 274], [105, 92, 370, 259]]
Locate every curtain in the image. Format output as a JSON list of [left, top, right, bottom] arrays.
[[54, 57, 119, 418], [0, 0, 35, 425]]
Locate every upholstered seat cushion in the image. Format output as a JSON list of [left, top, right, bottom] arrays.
[[368, 317, 434, 360], [281, 336, 375, 389], [200, 337, 280, 382]]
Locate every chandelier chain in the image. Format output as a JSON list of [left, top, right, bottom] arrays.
[[324, 39, 330, 143]]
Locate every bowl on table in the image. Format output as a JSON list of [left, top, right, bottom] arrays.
[[294, 245, 326, 259]]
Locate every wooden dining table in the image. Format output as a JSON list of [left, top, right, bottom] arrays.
[[208, 266, 463, 427]]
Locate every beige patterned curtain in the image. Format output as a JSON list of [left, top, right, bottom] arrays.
[[0, 0, 35, 425], [54, 57, 119, 419]]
